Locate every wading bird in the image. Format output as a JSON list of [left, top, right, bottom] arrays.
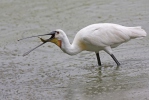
[[19, 23, 147, 66]]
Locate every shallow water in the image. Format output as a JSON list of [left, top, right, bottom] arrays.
[[0, 0, 149, 100]]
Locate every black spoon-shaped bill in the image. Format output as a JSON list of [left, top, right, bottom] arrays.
[[19, 31, 56, 56], [18, 31, 56, 41]]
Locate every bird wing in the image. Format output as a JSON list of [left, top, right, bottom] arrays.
[[81, 24, 131, 48]]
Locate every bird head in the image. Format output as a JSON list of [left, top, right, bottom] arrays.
[[40, 29, 65, 48], [18, 29, 66, 56]]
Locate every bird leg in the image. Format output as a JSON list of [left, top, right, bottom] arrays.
[[95, 52, 101, 66], [110, 54, 120, 66]]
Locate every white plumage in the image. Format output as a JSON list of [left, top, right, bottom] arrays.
[[20, 23, 147, 66], [71, 23, 146, 54]]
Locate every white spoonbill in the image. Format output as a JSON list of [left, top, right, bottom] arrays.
[[19, 23, 147, 66]]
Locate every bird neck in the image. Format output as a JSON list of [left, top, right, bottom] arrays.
[[60, 34, 82, 55]]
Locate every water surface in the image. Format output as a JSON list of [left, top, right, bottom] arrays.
[[0, 0, 149, 100]]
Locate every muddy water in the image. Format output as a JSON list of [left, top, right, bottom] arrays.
[[0, 0, 149, 100]]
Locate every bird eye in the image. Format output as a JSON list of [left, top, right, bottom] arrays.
[[56, 31, 59, 34]]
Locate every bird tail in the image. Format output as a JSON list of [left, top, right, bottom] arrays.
[[129, 26, 147, 39]]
